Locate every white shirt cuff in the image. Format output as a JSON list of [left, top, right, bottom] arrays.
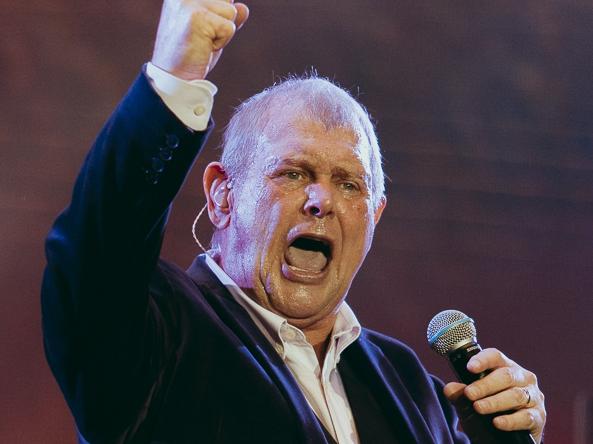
[[145, 62, 217, 131]]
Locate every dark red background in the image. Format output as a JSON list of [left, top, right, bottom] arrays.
[[2, 1, 592, 442]]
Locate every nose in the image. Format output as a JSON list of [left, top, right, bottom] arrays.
[[303, 182, 334, 218]]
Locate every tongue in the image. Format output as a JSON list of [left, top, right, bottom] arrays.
[[285, 245, 328, 272]]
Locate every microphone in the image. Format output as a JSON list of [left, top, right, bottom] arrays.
[[427, 310, 535, 444]]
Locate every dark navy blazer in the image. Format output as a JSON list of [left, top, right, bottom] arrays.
[[42, 71, 470, 444]]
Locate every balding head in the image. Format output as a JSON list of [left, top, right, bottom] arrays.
[[219, 75, 385, 211]]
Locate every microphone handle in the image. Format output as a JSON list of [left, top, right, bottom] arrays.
[[448, 343, 535, 444]]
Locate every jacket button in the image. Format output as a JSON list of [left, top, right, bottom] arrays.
[[151, 157, 165, 173], [165, 134, 180, 149], [159, 146, 173, 161], [144, 169, 159, 185]]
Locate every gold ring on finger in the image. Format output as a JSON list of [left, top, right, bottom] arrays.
[[522, 387, 531, 407]]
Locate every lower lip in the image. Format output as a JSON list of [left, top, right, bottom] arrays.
[[281, 262, 329, 284]]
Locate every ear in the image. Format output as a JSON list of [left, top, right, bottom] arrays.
[[373, 196, 386, 225], [203, 162, 233, 229]]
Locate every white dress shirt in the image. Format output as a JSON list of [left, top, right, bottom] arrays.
[[203, 253, 361, 444], [145, 63, 362, 443], [145, 62, 216, 131]]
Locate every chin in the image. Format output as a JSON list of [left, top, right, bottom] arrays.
[[263, 260, 345, 320], [272, 283, 342, 322]]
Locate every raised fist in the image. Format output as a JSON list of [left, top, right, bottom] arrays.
[[152, 0, 249, 80]]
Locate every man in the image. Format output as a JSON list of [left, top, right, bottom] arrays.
[[42, 1, 546, 443]]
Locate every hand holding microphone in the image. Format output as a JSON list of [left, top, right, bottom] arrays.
[[427, 310, 546, 444]]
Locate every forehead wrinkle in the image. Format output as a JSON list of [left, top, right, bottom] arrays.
[[257, 119, 373, 181]]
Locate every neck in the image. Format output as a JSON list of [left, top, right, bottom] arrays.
[[300, 313, 337, 364]]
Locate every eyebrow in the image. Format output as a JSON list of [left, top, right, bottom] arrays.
[[263, 156, 370, 183]]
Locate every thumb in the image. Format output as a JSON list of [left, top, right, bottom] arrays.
[[443, 382, 467, 403], [234, 3, 249, 29]]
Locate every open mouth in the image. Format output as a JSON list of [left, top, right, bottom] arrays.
[[285, 236, 332, 273]]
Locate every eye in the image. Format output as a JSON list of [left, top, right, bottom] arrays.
[[339, 181, 360, 193], [283, 170, 305, 180]]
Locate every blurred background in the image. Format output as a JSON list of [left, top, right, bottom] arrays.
[[2, 1, 593, 442]]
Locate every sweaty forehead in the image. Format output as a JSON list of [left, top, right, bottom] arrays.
[[264, 117, 369, 160], [257, 125, 371, 180]]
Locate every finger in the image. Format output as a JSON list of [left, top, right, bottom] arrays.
[[465, 365, 534, 401], [204, 0, 238, 21], [200, 9, 237, 51], [443, 382, 466, 402], [473, 386, 532, 415], [492, 407, 542, 434], [466, 348, 514, 374], [234, 3, 249, 29]]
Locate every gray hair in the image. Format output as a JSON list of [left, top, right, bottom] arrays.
[[220, 74, 385, 210]]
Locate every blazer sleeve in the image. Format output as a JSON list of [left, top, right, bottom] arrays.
[[41, 70, 213, 442]]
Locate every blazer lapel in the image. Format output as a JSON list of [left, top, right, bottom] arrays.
[[186, 256, 331, 444], [341, 331, 436, 444]]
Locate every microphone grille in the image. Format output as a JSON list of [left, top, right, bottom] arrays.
[[427, 309, 477, 356]]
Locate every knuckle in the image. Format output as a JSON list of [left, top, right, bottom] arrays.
[[513, 387, 526, 404], [474, 400, 489, 413], [525, 410, 536, 428], [191, 8, 209, 25], [490, 347, 502, 358], [482, 347, 496, 358], [535, 408, 544, 424], [490, 348, 511, 366], [494, 414, 512, 430], [529, 371, 538, 385], [467, 383, 482, 400], [218, 20, 236, 37], [497, 349, 510, 363], [500, 367, 515, 385], [225, 4, 238, 20]]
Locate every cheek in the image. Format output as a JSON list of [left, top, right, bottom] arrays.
[[234, 180, 276, 229], [230, 185, 270, 263], [235, 186, 296, 260], [342, 200, 376, 253]]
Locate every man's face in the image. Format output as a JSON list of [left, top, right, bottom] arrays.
[[221, 118, 384, 328]]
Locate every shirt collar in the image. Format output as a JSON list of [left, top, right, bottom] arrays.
[[202, 252, 361, 359]]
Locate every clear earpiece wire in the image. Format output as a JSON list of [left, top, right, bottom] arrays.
[[192, 202, 209, 254]]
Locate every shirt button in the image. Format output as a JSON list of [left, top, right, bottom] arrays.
[[193, 105, 206, 116]]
